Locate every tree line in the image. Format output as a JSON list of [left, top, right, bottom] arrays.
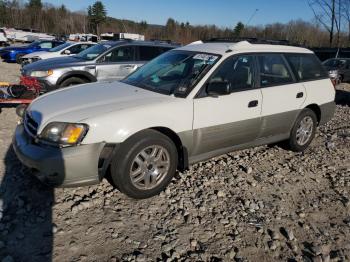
[[0, 0, 349, 47]]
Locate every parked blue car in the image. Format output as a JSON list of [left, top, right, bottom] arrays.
[[0, 40, 65, 63]]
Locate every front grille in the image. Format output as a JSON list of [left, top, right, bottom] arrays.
[[24, 113, 38, 137]]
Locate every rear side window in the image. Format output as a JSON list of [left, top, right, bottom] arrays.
[[138, 46, 162, 61], [286, 54, 328, 81], [39, 42, 53, 48], [257, 54, 293, 87]]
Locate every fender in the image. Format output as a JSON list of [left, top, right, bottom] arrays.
[[57, 71, 97, 86]]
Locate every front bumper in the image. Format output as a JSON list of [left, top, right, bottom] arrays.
[[20, 74, 59, 93], [13, 124, 105, 187], [0, 52, 16, 62], [36, 78, 59, 93]]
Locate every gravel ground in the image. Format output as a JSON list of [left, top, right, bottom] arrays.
[[0, 60, 350, 262]]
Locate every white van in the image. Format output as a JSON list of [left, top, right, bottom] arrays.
[[13, 39, 336, 199], [0, 28, 8, 46]]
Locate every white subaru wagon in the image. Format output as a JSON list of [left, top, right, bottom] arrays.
[[13, 40, 336, 199]]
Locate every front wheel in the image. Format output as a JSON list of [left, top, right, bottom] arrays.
[[110, 130, 178, 199], [60, 77, 87, 88], [287, 109, 317, 152]]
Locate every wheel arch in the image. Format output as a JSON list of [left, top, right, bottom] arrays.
[[57, 71, 97, 86], [305, 104, 321, 125], [150, 127, 189, 172]]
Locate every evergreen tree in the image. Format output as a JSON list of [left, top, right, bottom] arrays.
[[233, 21, 245, 37], [87, 1, 107, 35]]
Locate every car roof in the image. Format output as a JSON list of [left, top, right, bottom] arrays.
[[326, 58, 350, 60], [100, 40, 179, 48], [177, 41, 313, 55]]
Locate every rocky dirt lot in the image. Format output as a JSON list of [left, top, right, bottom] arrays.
[[0, 61, 349, 262]]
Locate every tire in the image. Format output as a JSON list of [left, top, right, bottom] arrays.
[[60, 77, 87, 87], [15, 53, 24, 64], [287, 108, 317, 152], [110, 129, 178, 199], [338, 75, 344, 84]]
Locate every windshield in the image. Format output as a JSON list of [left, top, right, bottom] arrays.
[[49, 42, 71, 52], [323, 59, 347, 68], [123, 51, 220, 96], [28, 40, 41, 47], [75, 43, 109, 60]]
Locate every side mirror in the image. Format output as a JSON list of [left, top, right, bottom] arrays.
[[206, 81, 231, 97], [63, 49, 71, 55]]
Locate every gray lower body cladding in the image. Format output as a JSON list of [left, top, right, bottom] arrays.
[[13, 124, 105, 187], [179, 101, 335, 164], [319, 101, 336, 125]]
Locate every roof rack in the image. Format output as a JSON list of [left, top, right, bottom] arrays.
[[203, 37, 290, 45], [149, 39, 181, 45]]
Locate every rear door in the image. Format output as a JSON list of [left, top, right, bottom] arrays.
[[258, 53, 305, 138], [192, 54, 262, 156], [95, 45, 137, 81]]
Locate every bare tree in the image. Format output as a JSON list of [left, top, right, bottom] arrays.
[[341, 0, 350, 41], [308, 0, 338, 46]]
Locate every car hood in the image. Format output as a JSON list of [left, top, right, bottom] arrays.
[[27, 81, 172, 131], [23, 56, 88, 71], [23, 51, 48, 58]]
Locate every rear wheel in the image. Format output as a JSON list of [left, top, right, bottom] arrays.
[[60, 77, 87, 87], [110, 130, 178, 199], [287, 109, 317, 152]]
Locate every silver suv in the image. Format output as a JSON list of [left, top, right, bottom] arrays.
[[21, 40, 178, 92]]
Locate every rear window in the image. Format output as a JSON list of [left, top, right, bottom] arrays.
[[286, 54, 328, 81]]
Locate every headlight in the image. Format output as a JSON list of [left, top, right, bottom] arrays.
[[32, 57, 41, 62], [40, 122, 88, 146], [30, 70, 53, 78], [328, 70, 338, 78]]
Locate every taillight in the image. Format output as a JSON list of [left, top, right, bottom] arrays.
[[331, 78, 337, 89]]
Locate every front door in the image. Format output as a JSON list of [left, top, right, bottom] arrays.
[[96, 46, 139, 81], [192, 55, 262, 156]]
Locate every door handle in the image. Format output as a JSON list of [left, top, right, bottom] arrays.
[[85, 65, 96, 70], [248, 100, 258, 108], [296, 92, 304, 98], [122, 65, 135, 69]]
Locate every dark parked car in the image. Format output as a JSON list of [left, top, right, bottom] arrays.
[[0, 40, 64, 63], [322, 58, 350, 83]]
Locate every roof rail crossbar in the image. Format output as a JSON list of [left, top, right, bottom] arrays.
[[203, 37, 290, 45], [150, 39, 173, 44]]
